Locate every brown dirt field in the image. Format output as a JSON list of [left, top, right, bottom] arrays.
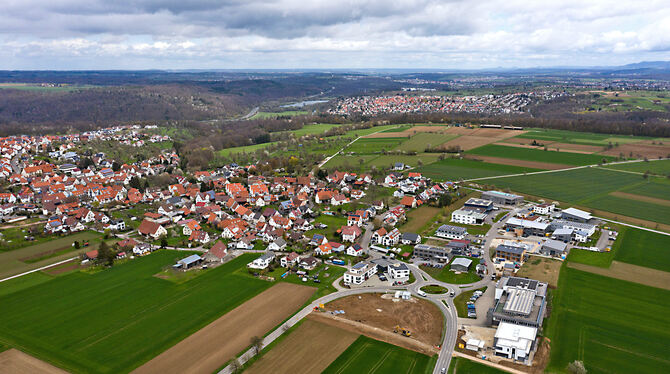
[[568, 261, 670, 290], [308, 312, 437, 356], [42, 260, 81, 275], [499, 138, 554, 146], [471, 129, 526, 138], [462, 154, 571, 170], [0, 349, 68, 374], [601, 143, 670, 159], [440, 136, 497, 151], [516, 256, 562, 287], [323, 293, 443, 347], [444, 127, 478, 135], [245, 318, 358, 374], [609, 191, 670, 207], [548, 142, 604, 153], [132, 283, 315, 374]]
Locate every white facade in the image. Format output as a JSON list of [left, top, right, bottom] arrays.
[[494, 322, 537, 361], [343, 262, 377, 285], [451, 209, 486, 225], [533, 204, 554, 215], [388, 262, 410, 279]]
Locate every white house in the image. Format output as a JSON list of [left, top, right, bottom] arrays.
[[494, 322, 537, 362], [451, 209, 486, 225], [435, 224, 468, 240], [248, 253, 275, 270], [346, 243, 365, 257], [343, 262, 377, 285], [388, 262, 410, 280], [533, 203, 555, 215]]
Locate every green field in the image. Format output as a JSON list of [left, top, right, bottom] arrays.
[[420, 257, 481, 284], [467, 144, 615, 165], [545, 266, 670, 374], [0, 231, 103, 279], [0, 83, 93, 92], [0, 251, 271, 373], [448, 357, 506, 374], [394, 133, 459, 152], [415, 157, 542, 181], [610, 226, 670, 272], [344, 137, 407, 154], [321, 335, 436, 374], [282, 123, 341, 137], [218, 141, 279, 157], [620, 179, 670, 200], [586, 91, 670, 113], [250, 110, 309, 119], [478, 167, 670, 225], [605, 159, 670, 176], [514, 128, 652, 146]]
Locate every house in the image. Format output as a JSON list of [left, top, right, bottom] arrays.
[[315, 243, 332, 256], [189, 230, 211, 244], [203, 241, 227, 263], [138, 219, 167, 239], [267, 238, 287, 251], [310, 233, 327, 246], [343, 261, 377, 285], [541, 239, 568, 257], [133, 243, 153, 256], [451, 257, 473, 272], [346, 243, 365, 256], [435, 224, 468, 240], [108, 219, 126, 231], [372, 227, 401, 246], [248, 253, 275, 270], [281, 252, 300, 267], [299, 256, 319, 270], [401, 232, 421, 245], [175, 254, 202, 269], [400, 195, 417, 208], [388, 262, 410, 280], [341, 225, 362, 242], [494, 322, 537, 362], [328, 241, 346, 253], [182, 220, 201, 236], [451, 208, 486, 225]]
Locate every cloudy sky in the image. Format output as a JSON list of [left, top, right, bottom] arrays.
[[1, 0, 669, 70]]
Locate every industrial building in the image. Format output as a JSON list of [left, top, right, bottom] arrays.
[[489, 277, 548, 328], [561, 207, 593, 223], [413, 244, 452, 262], [494, 243, 529, 262], [463, 197, 494, 211], [451, 257, 473, 272], [435, 224, 468, 239], [505, 217, 550, 236], [451, 208, 487, 225], [482, 190, 524, 205], [541, 239, 568, 257]]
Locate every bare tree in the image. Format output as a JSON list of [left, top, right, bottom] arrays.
[[567, 360, 587, 374], [250, 335, 263, 355]]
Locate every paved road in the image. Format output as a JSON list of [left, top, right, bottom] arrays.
[[240, 106, 260, 120]]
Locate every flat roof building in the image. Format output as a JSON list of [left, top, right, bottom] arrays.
[[561, 207, 592, 223], [414, 244, 452, 263], [489, 277, 547, 328], [482, 191, 524, 205], [451, 257, 473, 272]]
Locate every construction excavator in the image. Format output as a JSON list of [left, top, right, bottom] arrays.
[[394, 325, 411, 337]]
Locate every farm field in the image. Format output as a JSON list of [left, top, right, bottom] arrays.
[[0, 348, 68, 374], [323, 153, 440, 172], [448, 357, 506, 374], [585, 194, 670, 225], [134, 282, 314, 374], [394, 133, 459, 152], [250, 110, 309, 119], [0, 252, 273, 373], [343, 137, 406, 154], [567, 261, 670, 291], [415, 157, 542, 181], [619, 179, 670, 200], [321, 335, 436, 374], [467, 144, 615, 165], [244, 319, 359, 374], [514, 128, 652, 146], [544, 266, 670, 374], [218, 141, 279, 157], [604, 159, 670, 175], [586, 90, 670, 112], [610, 226, 670, 272], [284, 123, 341, 136], [400, 205, 441, 234], [0, 231, 103, 279]]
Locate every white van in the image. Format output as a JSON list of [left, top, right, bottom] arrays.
[[417, 290, 427, 297]]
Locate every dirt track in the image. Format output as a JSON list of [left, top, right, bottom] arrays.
[[0, 349, 68, 374], [609, 191, 670, 207], [462, 154, 571, 170], [132, 283, 315, 374], [323, 293, 443, 347], [245, 318, 358, 374], [568, 261, 670, 290]]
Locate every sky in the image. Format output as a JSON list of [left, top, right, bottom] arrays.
[[1, 0, 670, 70]]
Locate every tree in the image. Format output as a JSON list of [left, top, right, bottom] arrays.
[[228, 358, 241, 373], [74, 240, 80, 249], [112, 161, 121, 172], [160, 236, 168, 248], [129, 176, 143, 191], [250, 336, 263, 355], [437, 194, 452, 207], [97, 241, 115, 267], [567, 360, 587, 374]]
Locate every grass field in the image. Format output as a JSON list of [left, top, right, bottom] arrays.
[[394, 133, 459, 152], [0, 251, 271, 373], [447, 357, 506, 374], [321, 335, 436, 374], [250, 110, 309, 119], [620, 179, 670, 200], [399, 205, 441, 234], [544, 266, 670, 374], [453, 287, 487, 318], [420, 257, 481, 284], [467, 144, 616, 165], [283, 123, 341, 137], [218, 141, 279, 157], [587, 91, 670, 112], [344, 137, 407, 154], [514, 128, 651, 146], [605, 159, 670, 176], [610, 226, 670, 272], [0, 231, 103, 279], [416, 158, 542, 181]]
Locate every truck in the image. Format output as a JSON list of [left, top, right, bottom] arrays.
[[332, 259, 345, 265]]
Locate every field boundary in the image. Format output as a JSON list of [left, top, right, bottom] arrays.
[[0, 349, 67, 374], [609, 191, 670, 207], [567, 261, 670, 291]]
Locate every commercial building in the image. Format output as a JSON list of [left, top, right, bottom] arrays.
[[494, 322, 538, 362], [482, 191, 524, 205], [413, 244, 452, 262], [451, 208, 487, 225], [451, 257, 473, 272], [505, 217, 550, 236], [541, 239, 568, 257], [533, 203, 555, 215], [495, 243, 528, 262], [561, 207, 592, 223], [464, 197, 494, 211], [489, 277, 548, 328], [435, 224, 468, 240], [550, 220, 596, 238]]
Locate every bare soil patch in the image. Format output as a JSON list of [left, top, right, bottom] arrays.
[[42, 260, 81, 275], [516, 256, 562, 287], [601, 143, 670, 159], [245, 318, 358, 374], [462, 154, 571, 170], [0, 349, 68, 374], [440, 136, 497, 151], [609, 191, 670, 207], [471, 129, 526, 138], [568, 261, 670, 290], [323, 293, 443, 347], [308, 312, 437, 356], [132, 283, 315, 374]]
